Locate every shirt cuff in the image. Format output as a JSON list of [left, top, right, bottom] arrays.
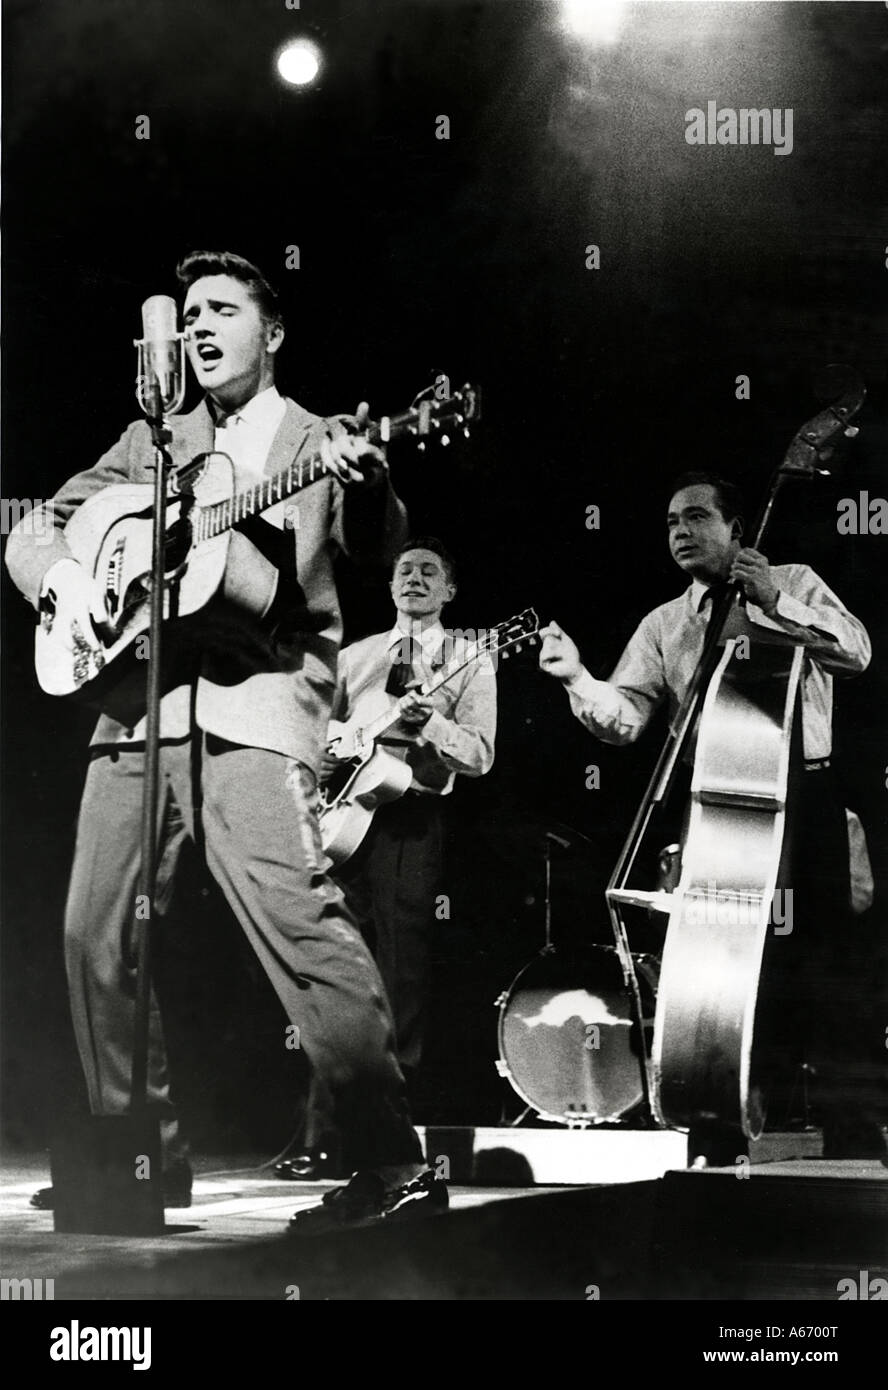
[[417, 708, 452, 750], [564, 667, 599, 701]]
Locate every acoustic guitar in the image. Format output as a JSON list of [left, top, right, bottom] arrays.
[[34, 385, 480, 701]]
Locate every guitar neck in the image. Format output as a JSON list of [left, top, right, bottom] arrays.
[[189, 384, 480, 544], [360, 635, 495, 745], [193, 419, 386, 543]]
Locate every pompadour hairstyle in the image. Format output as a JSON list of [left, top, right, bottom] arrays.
[[175, 250, 283, 329]]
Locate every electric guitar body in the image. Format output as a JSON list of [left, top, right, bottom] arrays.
[[319, 607, 539, 867]]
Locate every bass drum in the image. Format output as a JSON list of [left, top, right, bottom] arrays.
[[496, 945, 658, 1124]]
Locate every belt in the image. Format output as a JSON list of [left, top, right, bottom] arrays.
[[803, 757, 831, 773]]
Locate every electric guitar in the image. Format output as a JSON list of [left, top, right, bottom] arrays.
[[319, 607, 539, 866], [34, 384, 480, 703]]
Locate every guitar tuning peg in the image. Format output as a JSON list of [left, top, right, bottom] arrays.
[[440, 434, 450, 447], [463, 426, 471, 439], [417, 441, 426, 452]]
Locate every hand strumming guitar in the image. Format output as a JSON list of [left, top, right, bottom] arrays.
[[398, 690, 434, 727]]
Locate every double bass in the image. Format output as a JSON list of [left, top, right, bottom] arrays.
[[605, 375, 866, 1140]]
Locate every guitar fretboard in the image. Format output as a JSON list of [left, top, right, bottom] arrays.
[[193, 452, 334, 543]]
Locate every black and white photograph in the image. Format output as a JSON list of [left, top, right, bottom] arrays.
[[1, 0, 886, 1342]]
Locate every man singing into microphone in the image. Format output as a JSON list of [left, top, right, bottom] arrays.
[[5, 250, 447, 1232], [539, 472, 883, 1163]]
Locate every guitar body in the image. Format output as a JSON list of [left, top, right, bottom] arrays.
[[320, 749, 414, 866], [30, 383, 483, 702], [651, 639, 805, 1139], [35, 453, 278, 701]]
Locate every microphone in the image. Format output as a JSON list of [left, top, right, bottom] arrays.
[[135, 294, 185, 417]]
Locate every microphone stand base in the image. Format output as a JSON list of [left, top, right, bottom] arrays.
[[49, 1112, 165, 1235]]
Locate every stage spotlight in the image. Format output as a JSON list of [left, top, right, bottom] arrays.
[[276, 38, 323, 87], [560, 0, 626, 46]]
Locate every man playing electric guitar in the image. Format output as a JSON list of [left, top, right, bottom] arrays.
[[277, 536, 497, 1179], [5, 250, 451, 1234], [539, 471, 883, 1165]]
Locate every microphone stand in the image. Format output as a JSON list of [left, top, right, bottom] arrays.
[[131, 380, 174, 1116], [52, 371, 180, 1234]]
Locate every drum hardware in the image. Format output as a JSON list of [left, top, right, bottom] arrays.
[[783, 1061, 818, 1131], [496, 944, 660, 1126], [543, 829, 571, 949], [494, 823, 666, 1128]]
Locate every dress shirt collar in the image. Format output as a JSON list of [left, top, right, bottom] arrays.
[[690, 578, 709, 612], [690, 577, 733, 613], [387, 621, 446, 661], [211, 386, 286, 432]]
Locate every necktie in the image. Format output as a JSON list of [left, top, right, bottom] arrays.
[[699, 580, 732, 631], [386, 636, 423, 696]]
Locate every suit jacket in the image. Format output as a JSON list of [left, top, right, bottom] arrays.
[[5, 396, 408, 773], [332, 629, 497, 794]]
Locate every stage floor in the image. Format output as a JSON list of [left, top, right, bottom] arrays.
[[2, 1146, 886, 1301]]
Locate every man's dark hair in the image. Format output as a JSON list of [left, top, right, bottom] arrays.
[[175, 250, 283, 329], [393, 536, 457, 585], [668, 471, 745, 529]]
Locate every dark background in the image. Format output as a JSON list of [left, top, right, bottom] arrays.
[[2, 0, 886, 1152]]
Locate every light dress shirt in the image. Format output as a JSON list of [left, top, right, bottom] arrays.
[[565, 564, 871, 761]]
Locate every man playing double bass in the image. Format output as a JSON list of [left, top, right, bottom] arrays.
[[539, 471, 883, 1162]]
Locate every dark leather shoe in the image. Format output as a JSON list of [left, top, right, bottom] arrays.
[[380, 1168, 449, 1221], [287, 1168, 447, 1236], [274, 1150, 340, 1181], [288, 1170, 386, 1235], [29, 1157, 193, 1211]]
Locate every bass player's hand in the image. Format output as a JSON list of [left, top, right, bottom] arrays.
[[538, 620, 583, 685]]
